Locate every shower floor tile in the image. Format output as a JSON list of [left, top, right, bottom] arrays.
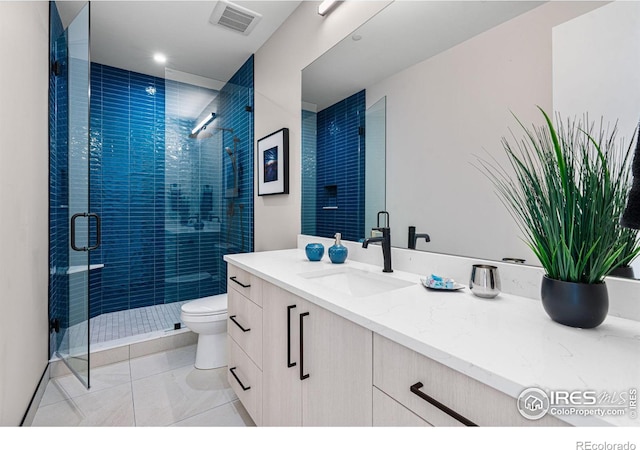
[[89, 301, 190, 345]]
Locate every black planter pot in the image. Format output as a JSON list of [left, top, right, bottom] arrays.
[[540, 276, 608, 329], [609, 265, 635, 279]]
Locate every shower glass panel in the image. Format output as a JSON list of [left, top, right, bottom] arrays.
[[164, 67, 254, 302], [164, 79, 223, 302], [364, 96, 386, 234], [49, 5, 255, 357], [49, 2, 91, 388], [85, 56, 254, 340]]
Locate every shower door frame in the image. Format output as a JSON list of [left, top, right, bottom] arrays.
[[50, 1, 94, 389]]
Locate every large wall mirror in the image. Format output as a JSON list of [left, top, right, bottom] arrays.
[[301, 0, 640, 277]]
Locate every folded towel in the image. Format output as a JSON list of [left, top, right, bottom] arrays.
[[621, 121, 640, 229]]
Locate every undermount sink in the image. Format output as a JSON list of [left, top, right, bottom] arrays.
[[299, 266, 415, 298]]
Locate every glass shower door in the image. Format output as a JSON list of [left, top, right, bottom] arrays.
[[364, 96, 386, 235], [53, 2, 93, 388]]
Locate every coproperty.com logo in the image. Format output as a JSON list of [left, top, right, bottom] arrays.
[[516, 387, 638, 420]]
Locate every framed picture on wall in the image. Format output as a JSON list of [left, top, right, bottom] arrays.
[[257, 128, 289, 196]]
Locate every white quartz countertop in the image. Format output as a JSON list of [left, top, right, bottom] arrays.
[[224, 249, 640, 427]]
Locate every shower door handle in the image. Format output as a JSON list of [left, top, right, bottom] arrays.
[[87, 213, 101, 251], [70, 213, 85, 251], [70, 212, 101, 251]]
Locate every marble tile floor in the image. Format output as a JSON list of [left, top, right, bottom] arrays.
[[31, 344, 255, 427]]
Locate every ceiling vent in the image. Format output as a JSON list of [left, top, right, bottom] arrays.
[[209, 1, 262, 35]]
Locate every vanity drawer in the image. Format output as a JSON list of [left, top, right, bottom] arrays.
[[228, 264, 263, 307], [373, 334, 567, 427], [373, 387, 431, 427], [227, 287, 263, 369], [228, 337, 262, 426]]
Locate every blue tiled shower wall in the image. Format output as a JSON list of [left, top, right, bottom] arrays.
[[50, 52, 254, 320], [303, 90, 366, 242], [89, 63, 168, 315]]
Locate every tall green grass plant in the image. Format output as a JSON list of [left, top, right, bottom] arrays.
[[478, 107, 639, 284]]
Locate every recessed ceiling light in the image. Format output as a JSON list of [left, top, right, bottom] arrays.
[[153, 53, 167, 64]]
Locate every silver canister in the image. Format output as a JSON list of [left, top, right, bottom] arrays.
[[469, 264, 501, 298]]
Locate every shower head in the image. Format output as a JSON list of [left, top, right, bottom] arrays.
[[225, 147, 233, 156]]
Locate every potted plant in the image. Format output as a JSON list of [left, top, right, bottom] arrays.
[[609, 226, 640, 278], [478, 107, 638, 328]]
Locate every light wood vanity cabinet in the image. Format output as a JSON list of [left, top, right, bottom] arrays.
[[226, 266, 263, 425], [373, 333, 567, 427], [227, 288, 262, 368], [228, 264, 263, 306], [373, 387, 431, 427], [261, 283, 301, 425], [261, 281, 373, 426], [227, 263, 372, 427], [226, 261, 567, 428]]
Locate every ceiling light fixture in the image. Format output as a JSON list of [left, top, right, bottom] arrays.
[[191, 112, 217, 136], [153, 53, 167, 64], [318, 0, 340, 16]]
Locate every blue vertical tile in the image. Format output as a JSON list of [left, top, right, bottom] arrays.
[[79, 55, 254, 315], [314, 90, 365, 242]]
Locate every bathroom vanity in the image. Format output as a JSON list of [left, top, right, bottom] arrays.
[[224, 238, 640, 427]]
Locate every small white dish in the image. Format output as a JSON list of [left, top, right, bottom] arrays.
[[420, 277, 465, 291]]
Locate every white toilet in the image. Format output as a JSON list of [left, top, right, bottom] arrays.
[[180, 294, 228, 370]]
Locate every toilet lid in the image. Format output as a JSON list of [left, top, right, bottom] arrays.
[[181, 295, 227, 315]]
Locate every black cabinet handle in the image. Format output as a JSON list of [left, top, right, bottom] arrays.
[[229, 315, 250, 332], [410, 382, 477, 426], [299, 312, 310, 380], [229, 367, 251, 391], [287, 305, 297, 368], [230, 276, 251, 288]]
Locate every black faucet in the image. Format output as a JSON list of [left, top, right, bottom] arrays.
[[408, 225, 430, 250], [362, 211, 393, 272]]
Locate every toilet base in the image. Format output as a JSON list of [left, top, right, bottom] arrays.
[[194, 332, 227, 370]]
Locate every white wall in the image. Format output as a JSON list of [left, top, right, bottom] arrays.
[[553, 1, 640, 274], [0, 1, 50, 425], [253, 0, 391, 251], [365, 1, 604, 263]]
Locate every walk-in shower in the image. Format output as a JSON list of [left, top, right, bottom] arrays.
[[48, 2, 254, 386]]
